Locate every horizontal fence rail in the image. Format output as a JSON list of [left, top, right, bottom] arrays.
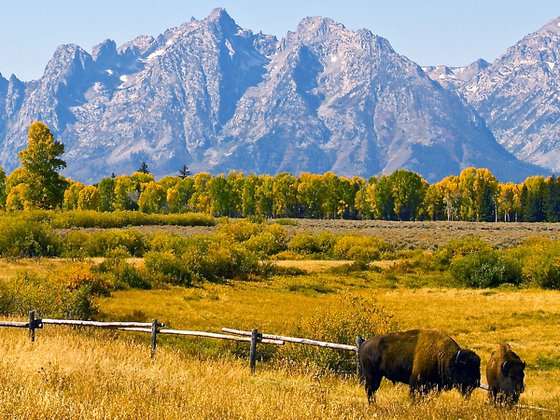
[[41, 319, 162, 328], [222, 327, 357, 351], [0, 321, 30, 328], [119, 327, 285, 345]]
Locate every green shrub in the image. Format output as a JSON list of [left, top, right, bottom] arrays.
[[95, 256, 151, 289], [509, 238, 560, 289], [181, 239, 262, 282], [284, 294, 397, 373], [215, 220, 261, 242], [451, 251, 522, 288], [288, 232, 336, 257], [0, 218, 61, 257], [434, 237, 493, 269], [243, 224, 287, 256], [333, 235, 390, 261], [149, 232, 193, 254], [0, 272, 97, 319], [50, 210, 215, 229], [50, 263, 112, 296], [144, 251, 193, 286], [62, 229, 148, 257]]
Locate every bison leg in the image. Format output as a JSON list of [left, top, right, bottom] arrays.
[[364, 371, 382, 404], [409, 376, 437, 401]]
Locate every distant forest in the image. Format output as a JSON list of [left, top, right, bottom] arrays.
[[2, 122, 559, 222]]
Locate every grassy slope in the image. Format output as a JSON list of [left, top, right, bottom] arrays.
[[1, 220, 560, 418], [1, 327, 557, 419]]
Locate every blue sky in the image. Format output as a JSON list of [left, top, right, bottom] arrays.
[[1, 0, 559, 81]]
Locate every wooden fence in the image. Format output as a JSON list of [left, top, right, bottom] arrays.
[[0, 311, 363, 374]]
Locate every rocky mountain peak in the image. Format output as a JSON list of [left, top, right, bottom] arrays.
[[205, 7, 238, 34], [539, 16, 560, 36], [117, 35, 156, 57], [43, 44, 93, 81], [92, 39, 118, 65], [459, 16, 560, 172], [0, 9, 549, 183]]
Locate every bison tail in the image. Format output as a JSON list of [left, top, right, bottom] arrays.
[[357, 336, 366, 382]]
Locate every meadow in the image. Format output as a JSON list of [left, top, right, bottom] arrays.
[[0, 218, 559, 418]]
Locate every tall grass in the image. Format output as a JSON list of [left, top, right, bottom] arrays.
[[0, 326, 556, 419]]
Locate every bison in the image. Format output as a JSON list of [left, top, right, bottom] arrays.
[[359, 329, 481, 402], [486, 343, 525, 405]]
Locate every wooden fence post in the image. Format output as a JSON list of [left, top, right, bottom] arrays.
[[250, 329, 259, 374], [29, 311, 36, 342], [151, 319, 158, 358], [356, 336, 365, 381]]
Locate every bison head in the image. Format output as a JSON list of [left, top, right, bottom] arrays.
[[500, 359, 526, 403], [453, 349, 481, 397]]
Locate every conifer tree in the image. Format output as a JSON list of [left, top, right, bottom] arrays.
[[178, 164, 191, 179], [138, 161, 150, 174]]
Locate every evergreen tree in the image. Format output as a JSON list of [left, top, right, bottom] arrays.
[[138, 161, 150, 174], [544, 175, 560, 222], [178, 164, 191, 179]]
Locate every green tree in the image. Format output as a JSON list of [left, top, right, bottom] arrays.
[[273, 172, 299, 217], [178, 164, 191, 179], [17, 121, 68, 209], [138, 161, 150, 174], [521, 176, 546, 222], [242, 174, 260, 216], [189, 172, 212, 213], [367, 175, 394, 220], [0, 166, 6, 210], [98, 177, 116, 212], [62, 181, 85, 211], [113, 175, 138, 211], [422, 184, 444, 221], [138, 181, 166, 213], [544, 176, 560, 222], [5, 183, 32, 211], [78, 185, 101, 210], [389, 170, 428, 221], [208, 174, 230, 216]]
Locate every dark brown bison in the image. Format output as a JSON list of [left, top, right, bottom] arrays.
[[359, 329, 481, 402], [486, 344, 525, 405]]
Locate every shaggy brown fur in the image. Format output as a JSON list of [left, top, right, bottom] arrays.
[[486, 344, 525, 405], [359, 329, 480, 402]]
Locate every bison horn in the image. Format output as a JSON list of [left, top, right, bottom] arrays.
[[502, 361, 510, 375], [455, 350, 462, 365]]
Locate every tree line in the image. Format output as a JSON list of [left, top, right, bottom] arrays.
[[1, 121, 559, 222]]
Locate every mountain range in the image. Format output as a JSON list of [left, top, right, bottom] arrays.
[[0, 8, 556, 183]]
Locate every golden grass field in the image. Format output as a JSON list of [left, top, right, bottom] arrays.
[[1, 282, 558, 419], [1, 220, 560, 418]]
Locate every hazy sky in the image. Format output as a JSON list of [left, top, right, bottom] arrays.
[[1, 0, 559, 81]]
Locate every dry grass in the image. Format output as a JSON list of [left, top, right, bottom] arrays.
[[0, 327, 557, 419], [2, 219, 560, 418], [0, 258, 77, 281], [59, 219, 560, 250], [94, 278, 560, 414], [272, 260, 352, 273], [282, 219, 560, 249]]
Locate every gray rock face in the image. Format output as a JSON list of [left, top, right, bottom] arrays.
[[459, 17, 560, 172], [423, 59, 489, 91], [0, 8, 546, 182]]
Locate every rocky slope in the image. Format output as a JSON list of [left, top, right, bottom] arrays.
[[0, 9, 546, 182], [459, 17, 560, 172]]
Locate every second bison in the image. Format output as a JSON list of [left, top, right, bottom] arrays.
[[359, 329, 481, 402], [486, 343, 525, 405]]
